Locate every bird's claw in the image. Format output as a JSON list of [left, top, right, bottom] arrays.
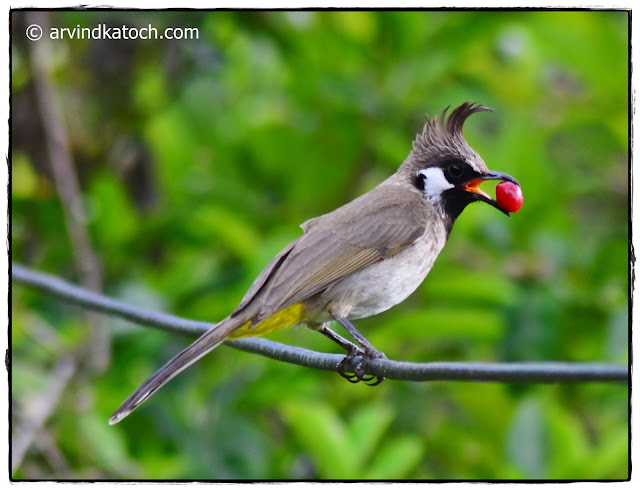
[[337, 348, 363, 382], [337, 347, 386, 386]]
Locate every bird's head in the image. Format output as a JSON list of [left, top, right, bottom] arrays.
[[400, 102, 519, 231]]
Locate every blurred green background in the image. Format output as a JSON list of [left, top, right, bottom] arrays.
[[11, 10, 628, 479]]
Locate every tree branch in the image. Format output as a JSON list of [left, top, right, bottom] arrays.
[[11, 263, 629, 384], [27, 11, 108, 373], [11, 355, 76, 474]]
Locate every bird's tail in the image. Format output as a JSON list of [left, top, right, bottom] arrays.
[[109, 315, 245, 425]]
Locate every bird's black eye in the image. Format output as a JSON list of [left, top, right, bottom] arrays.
[[446, 162, 464, 180]]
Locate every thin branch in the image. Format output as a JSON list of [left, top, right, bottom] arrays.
[[27, 11, 103, 294], [11, 263, 629, 384], [12, 263, 211, 337], [11, 355, 76, 474], [27, 11, 108, 373], [15, 16, 108, 471]]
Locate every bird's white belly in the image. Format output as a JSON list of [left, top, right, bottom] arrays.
[[322, 231, 447, 320]]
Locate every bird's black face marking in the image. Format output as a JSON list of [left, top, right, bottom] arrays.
[[427, 159, 483, 231], [441, 185, 478, 230], [441, 159, 480, 186]]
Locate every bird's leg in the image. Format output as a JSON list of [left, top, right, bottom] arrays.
[[317, 324, 364, 383], [317, 324, 361, 353], [331, 315, 386, 386]]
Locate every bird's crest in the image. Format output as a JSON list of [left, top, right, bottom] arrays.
[[413, 102, 493, 154]]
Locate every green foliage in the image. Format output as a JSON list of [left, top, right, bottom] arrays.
[[281, 401, 424, 478], [11, 10, 628, 480]]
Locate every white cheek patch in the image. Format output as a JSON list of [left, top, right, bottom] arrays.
[[418, 167, 454, 198]]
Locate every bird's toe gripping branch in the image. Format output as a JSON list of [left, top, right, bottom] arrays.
[[321, 316, 387, 386], [336, 347, 386, 385]]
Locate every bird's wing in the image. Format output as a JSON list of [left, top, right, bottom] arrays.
[[255, 184, 430, 319], [233, 239, 299, 314]]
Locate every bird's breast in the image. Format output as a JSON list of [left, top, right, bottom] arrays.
[[320, 228, 447, 320]]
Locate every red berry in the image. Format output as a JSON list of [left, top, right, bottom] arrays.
[[496, 181, 523, 213]]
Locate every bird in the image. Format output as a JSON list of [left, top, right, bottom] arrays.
[[109, 102, 520, 425]]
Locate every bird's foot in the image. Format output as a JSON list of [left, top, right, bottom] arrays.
[[337, 347, 387, 386]]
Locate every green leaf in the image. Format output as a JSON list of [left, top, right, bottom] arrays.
[[281, 401, 354, 478], [189, 205, 260, 261], [543, 395, 590, 478], [582, 430, 629, 479], [379, 307, 503, 342], [366, 435, 425, 479], [78, 410, 140, 475], [347, 403, 394, 470]]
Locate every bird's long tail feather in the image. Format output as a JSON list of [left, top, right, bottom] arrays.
[[109, 316, 243, 425]]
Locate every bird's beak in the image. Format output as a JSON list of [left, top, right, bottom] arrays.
[[462, 170, 520, 217]]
